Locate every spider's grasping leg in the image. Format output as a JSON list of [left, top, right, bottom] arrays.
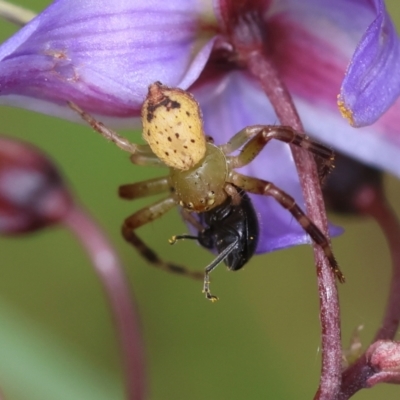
[[128, 146, 166, 167], [180, 209, 205, 232], [226, 125, 334, 181], [119, 177, 169, 200], [229, 172, 345, 283], [68, 101, 163, 165], [218, 125, 264, 154], [68, 101, 140, 153], [122, 197, 203, 280]]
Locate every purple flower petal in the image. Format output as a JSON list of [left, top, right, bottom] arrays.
[[0, 0, 216, 122], [260, 0, 400, 130], [268, 0, 376, 45], [339, 0, 400, 127], [266, 16, 347, 112], [259, 0, 400, 178], [193, 71, 341, 253], [296, 94, 400, 178]]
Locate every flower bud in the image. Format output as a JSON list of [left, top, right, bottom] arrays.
[[322, 153, 383, 215], [0, 136, 73, 234], [366, 340, 400, 385]]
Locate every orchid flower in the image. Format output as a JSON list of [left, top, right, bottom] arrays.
[[1, 1, 400, 399], [0, 0, 399, 255]]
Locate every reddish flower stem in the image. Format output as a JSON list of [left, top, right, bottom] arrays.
[[339, 186, 400, 399], [242, 50, 342, 400], [63, 203, 146, 400], [365, 193, 400, 342]]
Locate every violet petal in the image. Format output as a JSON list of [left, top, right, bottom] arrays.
[[295, 95, 400, 178], [0, 0, 216, 122], [339, 0, 400, 127], [259, 0, 400, 178]]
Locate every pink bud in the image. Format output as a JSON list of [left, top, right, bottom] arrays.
[[366, 340, 400, 386], [0, 136, 73, 234]]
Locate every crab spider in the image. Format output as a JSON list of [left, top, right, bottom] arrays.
[[69, 82, 344, 301]]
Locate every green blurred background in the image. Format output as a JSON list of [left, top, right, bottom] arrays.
[[1, 1, 400, 399]]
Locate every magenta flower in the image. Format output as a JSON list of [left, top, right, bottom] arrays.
[[0, 0, 399, 254]]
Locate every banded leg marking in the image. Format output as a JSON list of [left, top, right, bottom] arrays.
[[230, 172, 345, 283], [226, 125, 334, 181], [122, 197, 202, 280]]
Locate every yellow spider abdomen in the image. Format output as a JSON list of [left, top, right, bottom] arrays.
[[141, 82, 207, 170]]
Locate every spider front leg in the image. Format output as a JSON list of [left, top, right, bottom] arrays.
[[229, 172, 345, 283], [68, 101, 164, 167], [226, 125, 334, 181], [122, 196, 203, 280], [119, 177, 170, 199], [218, 125, 264, 154], [180, 209, 205, 232]]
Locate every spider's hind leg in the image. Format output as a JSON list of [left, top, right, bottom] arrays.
[[230, 172, 345, 283], [122, 197, 203, 280]]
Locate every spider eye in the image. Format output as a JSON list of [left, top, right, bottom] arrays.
[[206, 191, 216, 207], [187, 202, 194, 209]]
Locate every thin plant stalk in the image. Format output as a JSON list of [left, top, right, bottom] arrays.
[[0, 0, 35, 26], [229, 15, 342, 397], [246, 50, 341, 400], [339, 186, 400, 399], [63, 203, 146, 400]]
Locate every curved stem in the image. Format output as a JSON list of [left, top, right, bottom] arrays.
[[0, 0, 35, 26], [339, 186, 400, 399], [241, 48, 341, 400], [63, 203, 146, 400], [363, 193, 400, 341]]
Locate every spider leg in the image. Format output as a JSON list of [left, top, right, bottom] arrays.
[[119, 177, 169, 200], [122, 197, 203, 280], [227, 125, 334, 181], [224, 183, 241, 205], [129, 147, 165, 167], [219, 125, 265, 154], [229, 173, 345, 283], [180, 209, 205, 231], [68, 101, 157, 163]]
